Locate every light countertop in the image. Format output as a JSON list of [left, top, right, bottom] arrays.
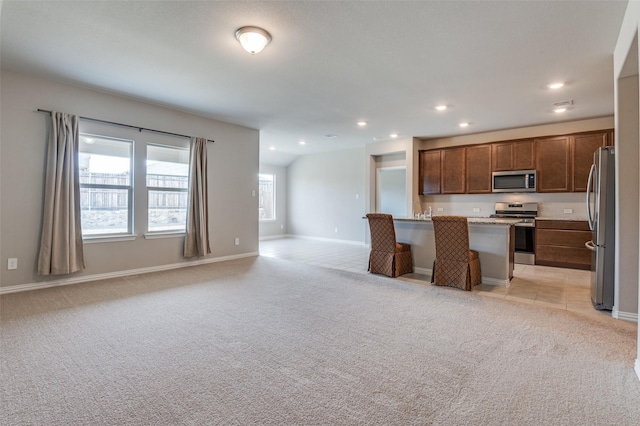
[[393, 217, 522, 226], [535, 217, 588, 221]]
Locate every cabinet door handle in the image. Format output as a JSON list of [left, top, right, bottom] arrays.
[[585, 240, 596, 251]]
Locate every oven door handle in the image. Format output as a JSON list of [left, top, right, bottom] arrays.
[[514, 222, 535, 228]]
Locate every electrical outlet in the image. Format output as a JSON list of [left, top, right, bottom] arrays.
[[334, 227, 338, 233], [7, 258, 18, 270], [251, 190, 256, 197], [563, 208, 573, 214], [437, 207, 444, 212], [280, 224, 284, 229], [234, 238, 240, 246], [472, 207, 480, 213], [355, 193, 359, 199]]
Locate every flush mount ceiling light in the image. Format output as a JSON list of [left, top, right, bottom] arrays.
[[235, 26, 272, 54], [269, 146, 276, 151], [459, 122, 469, 128], [389, 133, 399, 138], [435, 105, 447, 111], [357, 121, 367, 126], [298, 140, 307, 145]]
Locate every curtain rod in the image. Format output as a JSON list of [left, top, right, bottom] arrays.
[[36, 109, 214, 143]]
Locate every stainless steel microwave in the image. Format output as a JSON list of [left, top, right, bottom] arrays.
[[492, 170, 536, 193]]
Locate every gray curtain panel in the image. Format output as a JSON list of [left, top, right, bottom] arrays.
[[184, 137, 211, 257], [37, 112, 85, 275]]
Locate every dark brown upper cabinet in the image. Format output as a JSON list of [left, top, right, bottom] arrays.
[[571, 132, 607, 192], [535, 136, 571, 193], [441, 147, 466, 194], [419, 150, 441, 195], [492, 139, 535, 171], [466, 145, 492, 193]]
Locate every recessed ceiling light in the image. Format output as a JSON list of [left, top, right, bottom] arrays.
[[459, 122, 469, 128], [435, 105, 447, 111], [269, 146, 276, 150], [553, 107, 567, 113], [299, 140, 307, 145], [548, 82, 565, 89], [357, 121, 367, 126], [390, 133, 398, 138]]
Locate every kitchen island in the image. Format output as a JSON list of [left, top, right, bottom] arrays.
[[392, 217, 519, 285]]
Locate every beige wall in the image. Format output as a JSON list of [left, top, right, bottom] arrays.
[[287, 147, 366, 243], [0, 71, 260, 290], [613, 0, 640, 380]]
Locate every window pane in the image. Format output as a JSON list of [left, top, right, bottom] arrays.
[[147, 145, 189, 232], [148, 190, 187, 232], [147, 145, 189, 188], [80, 188, 129, 235], [79, 134, 133, 236], [259, 173, 275, 220], [79, 136, 131, 186]]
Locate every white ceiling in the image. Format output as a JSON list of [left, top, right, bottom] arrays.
[[0, 1, 628, 166]]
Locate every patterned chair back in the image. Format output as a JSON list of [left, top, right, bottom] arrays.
[[366, 213, 397, 252], [431, 216, 470, 262]]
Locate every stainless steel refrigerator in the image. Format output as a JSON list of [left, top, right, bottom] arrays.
[[585, 146, 615, 310]]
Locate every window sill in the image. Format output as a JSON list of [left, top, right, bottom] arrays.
[[144, 231, 185, 240], [83, 234, 138, 244]]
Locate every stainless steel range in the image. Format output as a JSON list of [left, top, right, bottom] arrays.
[[491, 202, 538, 265]]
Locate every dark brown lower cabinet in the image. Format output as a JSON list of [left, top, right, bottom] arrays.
[[535, 220, 591, 270]]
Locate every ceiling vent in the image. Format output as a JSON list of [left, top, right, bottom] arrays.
[[553, 100, 574, 108]]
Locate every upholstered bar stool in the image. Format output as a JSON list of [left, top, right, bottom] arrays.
[[431, 216, 482, 290], [366, 213, 413, 277]]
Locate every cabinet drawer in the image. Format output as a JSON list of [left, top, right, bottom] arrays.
[[536, 220, 590, 231], [536, 246, 591, 269], [536, 229, 591, 248]]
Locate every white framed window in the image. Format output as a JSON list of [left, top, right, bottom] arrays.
[[259, 173, 276, 221], [79, 134, 133, 236], [146, 144, 189, 232]]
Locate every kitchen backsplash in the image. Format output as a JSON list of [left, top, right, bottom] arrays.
[[418, 192, 586, 219]]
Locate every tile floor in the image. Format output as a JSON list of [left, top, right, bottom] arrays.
[[260, 237, 610, 319]]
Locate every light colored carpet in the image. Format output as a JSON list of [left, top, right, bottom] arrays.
[[1, 256, 638, 425]]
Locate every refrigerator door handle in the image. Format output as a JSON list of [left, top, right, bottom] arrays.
[[585, 240, 596, 251], [586, 163, 596, 231]]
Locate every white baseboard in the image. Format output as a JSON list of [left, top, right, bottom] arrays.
[[285, 234, 367, 246], [0, 252, 259, 295], [481, 277, 511, 286], [635, 359, 640, 382], [612, 308, 638, 323], [412, 267, 509, 286], [413, 267, 432, 277], [259, 234, 287, 241]]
